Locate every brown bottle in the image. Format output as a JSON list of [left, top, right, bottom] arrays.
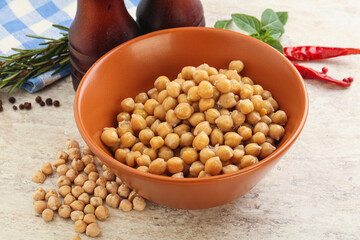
[[136, 0, 205, 34], [69, 0, 140, 90]]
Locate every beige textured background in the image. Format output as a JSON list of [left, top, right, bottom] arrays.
[[0, 0, 359, 239]]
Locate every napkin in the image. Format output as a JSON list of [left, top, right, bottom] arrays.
[[0, 0, 139, 93]]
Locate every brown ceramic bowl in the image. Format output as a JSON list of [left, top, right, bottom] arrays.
[[74, 27, 308, 209]]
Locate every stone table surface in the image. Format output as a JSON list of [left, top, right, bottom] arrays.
[[0, 0, 360, 239]]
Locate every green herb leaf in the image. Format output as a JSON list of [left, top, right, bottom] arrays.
[[214, 19, 232, 29], [267, 29, 282, 39], [264, 37, 284, 53], [276, 12, 288, 26], [261, 9, 284, 35], [231, 14, 261, 35]]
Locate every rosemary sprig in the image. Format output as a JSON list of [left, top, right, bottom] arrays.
[[0, 24, 70, 93]]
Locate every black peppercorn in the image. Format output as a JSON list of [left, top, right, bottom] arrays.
[[8, 97, 16, 103], [12, 105, 18, 110], [35, 96, 42, 103], [53, 100, 60, 107], [40, 101, 45, 107], [24, 102, 32, 110], [45, 98, 53, 106], [19, 104, 24, 110]]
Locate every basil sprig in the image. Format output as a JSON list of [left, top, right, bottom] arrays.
[[214, 9, 288, 53]]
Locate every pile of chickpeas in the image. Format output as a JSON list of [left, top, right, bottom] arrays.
[[101, 61, 287, 178], [32, 139, 146, 239]]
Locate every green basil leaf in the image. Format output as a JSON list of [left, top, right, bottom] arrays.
[[264, 37, 284, 53], [276, 11, 288, 26], [231, 13, 261, 35], [267, 29, 282, 39], [214, 19, 232, 29], [261, 9, 284, 34]]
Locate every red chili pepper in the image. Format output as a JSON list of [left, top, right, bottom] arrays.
[[284, 46, 360, 61], [291, 62, 351, 87]]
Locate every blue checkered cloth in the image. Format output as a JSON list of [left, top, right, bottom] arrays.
[[0, 0, 139, 93]]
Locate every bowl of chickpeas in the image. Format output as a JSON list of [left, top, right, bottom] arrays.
[[74, 27, 308, 209]]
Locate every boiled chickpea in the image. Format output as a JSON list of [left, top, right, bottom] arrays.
[[210, 128, 224, 145], [222, 164, 239, 174], [188, 112, 205, 127], [261, 115, 272, 125], [143, 99, 158, 115], [149, 158, 167, 175], [198, 170, 211, 178], [154, 76, 170, 91], [174, 124, 190, 136], [237, 126, 252, 141], [267, 97, 279, 111], [121, 98, 135, 112], [229, 60, 244, 73], [187, 86, 200, 102], [126, 151, 141, 167], [138, 129, 155, 146], [215, 145, 233, 161], [224, 132, 242, 148], [167, 157, 184, 174], [193, 121, 211, 136], [120, 132, 136, 148], [182, 148, 198, 165], [199, 148, 216, 164], [166, 81, 181, 98], [259, 142, 276, 158], [237, 99, 254, 115], [191, 102, 200, 113], [199, 98, 215, 112], [150, 136, 164, 150], [180, 132, 195, 147], [153, 104, 166, 121], [181, 66, 196, 80], [130, 114, 147, 131], [181, 80, 196, 93], [269, 124, 285, 141], [215, 115, 233, 132], [250, 95, 264, 112], [230, 79, 241, 94], [177, 93, 190, 104], [158, 146, 174, 160], [114, 148, 129, 163], [166, 109, 181, 127], [204, 157, 222, 175], [156, 122, 173, 139], [240, 84, 254, 99], [101, 128, 118, 147], [189, 161, 205, 177], [217, 92, 237, 108], [193, 132, 209, 151], [193, 69, 209, 84], [240, 155, 259, 168], [143, 148, 157, 160], [246, 111, 261, 125], [162, 96, 177, 111], [252, 132, 266, 145], [231, 149, 245, 164], [198, 80, 213, 98], [262, 100, 274, 114], [271, 110, 287, 125], [117, 121, 134, 136], [205, 108, 220, 124], [231, 110, 245, 128], [245, 143, 261, 156], [241, 77, 254, 85], [174, 103, 193, 119], [215, 78, 231, 93], [150, 119, 161, 134], [253, 84, 264, 95], [172, 172, 185, 178], [165, 133, 180, 149]]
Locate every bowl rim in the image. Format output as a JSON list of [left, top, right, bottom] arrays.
[[74, 27, 309, 184]]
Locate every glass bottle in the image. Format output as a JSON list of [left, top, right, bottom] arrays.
[[69, 0, 140, 90]]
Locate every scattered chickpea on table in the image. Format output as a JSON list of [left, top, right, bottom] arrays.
[[101, 60, 287, 178]]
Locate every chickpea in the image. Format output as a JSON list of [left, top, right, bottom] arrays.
[[103, 170, 115, 181], [188, 113, 205, 127], [241, 76, 253, 85], [210, 128, 224, 145], [137, 166, 149, 172], [83, 180, 96, 194], [57, 175, 71, 187], [253, 122, 269, 136], [119, 199, 133, 212], [135, 92, 149, 104], [269, 124, 285, 141], [162, 96, 177, 111], [166, 157, 184, 174], [86, 223, 101, 237], [240, 84, 254, 99], [90, 197, 103, 208], [271, 110, 287, 125], [171, 172, 184, 178], [148, 88, 158, 99], [73, 174, 87, 187], [72, 186, 85, 198], [45, 189, 57, 201], [229, 60, 244, 73], [120, 98, 134, 113], [215, 115, 233, 132], [166, 109, 181, 127], [237, 126, 252, 141], [53, 158, 66, 168], [101, 128, 119, 147], [215, 145, 233, 161], [143, 148, 157, 160], [189, 161, 205, 177], [174, 124, 190, 136], [198, 80, 213, 98], [205, 108, 220, 124], [78, 193, 90, 204], [153, 104, 166, 121], [157, 90, 168, 104], [84, 163, 97, 175], [150, 136, 165, 150], [222, 164, 239, 174], [164, 133, 180, 149], [217, 92, 236, 108], [215, 78, 231, 94], [74, 220, 87, 233], [41, 162, 53, 175], [144, 99, 159, 115], [197, 98, 214, 112], [150, 119, 161, 134], [199, 148, 216, 164], [32, 170, 46, 183], [93, 186, 107, 200], [263, 100, 274, 114], [84, 213, 96, 225], [204, 157, 222, 175], [146, 116, 157, 127], [245, 143, 261, 157], [252, 132, 266, 145], [177, 93, 189, 104], [42, 209, 54, 222], [181, 66, 196, 80], [114, 148, 128, 163], [117, 121, 133, 137], [193, 132, 209, 151], [65, 139, 80, 150], [117, 112, 130, 122], [193, 121, 211, 136], [64, 194, 76, 206], [246, 111, 261, 125], [259, 142, 276, 158], [192, 69, 209, 84], [57, 150, 69, 160], [224, 132, 242, 148], [70, 211, 85, 222], [180, 132, 194, 147], [231, 148, 245, 164], [261, 115, 272, 125], [240, 155, 259, 168], [117, 183, 130, 198], [106, 192, 121, 208], [33, 200, 47, 214], [33, 187, 46, 201], [133, 196, 146, 211], [136, 154, 151, 167], [130, 114, 147, 131], [81, 155, 94, 166], [187, 86, 200, 102], [94, 205, 110, 221], [95, 177, 107, 187], [181, 80, 196, 94], [174, 103, 193, 119], [182, 148, 198, 165], [156, 122, 173, 138], [236, 99, 253, 115], [154, 75, 169, 91], [58, 205, 71, 218], [120, 132, 137, 148], [198, 170, 212, 178], [266, 97, 279, 110], [158, 146, 174, 160], [59, 185, 71, 198], [56, 164, 69, 176], [252, 84, 264, 95], [224, 70, 240, 82], [126, 151, 141, 167], [165, 81, 181, 98]]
